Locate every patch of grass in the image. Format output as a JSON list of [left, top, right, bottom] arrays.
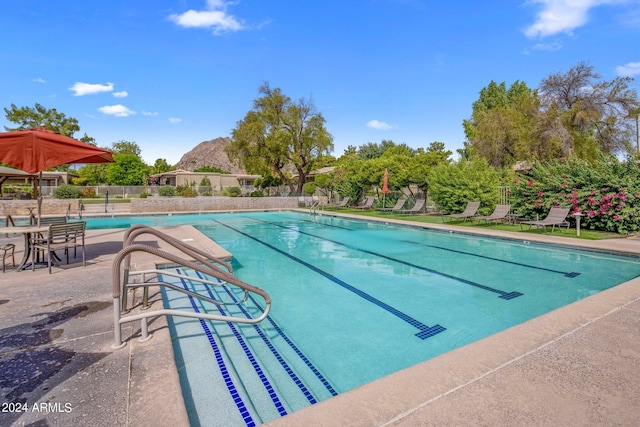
[[324, 208, 622, 240], [81, 198, 131, 204]]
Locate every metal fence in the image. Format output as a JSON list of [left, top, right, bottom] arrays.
[[497, 186, 511, 205]]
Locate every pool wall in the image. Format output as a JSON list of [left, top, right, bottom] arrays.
[[131, 196, 298, 213]]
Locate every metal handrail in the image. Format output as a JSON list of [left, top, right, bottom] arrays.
[[112, 230, 271, 349]]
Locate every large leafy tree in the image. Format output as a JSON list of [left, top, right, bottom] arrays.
[[539, 62, 639, 159], [150, 158, 173, 175], [463, 80, 546, 168], [107, 153, 148, 185], [3, 103, 95, 144], [226, 83, 334, 195]]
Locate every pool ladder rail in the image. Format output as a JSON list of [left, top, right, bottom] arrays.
[[111, 225, 272, 349]]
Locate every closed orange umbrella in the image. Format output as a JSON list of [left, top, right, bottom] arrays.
[[382, 169, 389, 194]]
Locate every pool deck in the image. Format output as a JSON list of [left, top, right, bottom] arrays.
[[1, 213, 639, 426]]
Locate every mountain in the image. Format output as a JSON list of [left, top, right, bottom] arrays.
[[174, 137, 245, 174]]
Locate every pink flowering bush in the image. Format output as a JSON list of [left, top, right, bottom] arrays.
[[511, 156, 640, 234]]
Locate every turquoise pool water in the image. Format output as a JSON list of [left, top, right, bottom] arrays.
[[91, 212, 640, 426]]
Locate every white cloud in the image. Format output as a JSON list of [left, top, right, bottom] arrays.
[[168, 0, 245, 34], [531, 41, 563, 51], [70, 82, 114, 96], [142, 111, 158, 116], [367, 120, 396, 130], [113, 91, 128, 98], [523, 0, 620, 39], [616, 61, 640, 77], [169, 117, 182, 124], [98, 104, 135, 117], [34, 77, 46, 84]]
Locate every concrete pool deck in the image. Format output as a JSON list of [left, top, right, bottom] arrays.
[[1, 214, 639, 426]]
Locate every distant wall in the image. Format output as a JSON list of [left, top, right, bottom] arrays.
[[0, 199, 72, 217], [130, 196, 298, 213]]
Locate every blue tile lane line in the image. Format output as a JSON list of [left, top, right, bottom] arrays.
[[245, 292, 339, 397], [401, 240, 581, 278], [243, 217, 523, 300], [177, 272, 289, 418], [213, 220, 446, 340], [173, 272, 257, 427], [190, 269, 334, 402], [276, 215, 579, 278]]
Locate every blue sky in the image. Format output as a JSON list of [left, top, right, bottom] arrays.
[[1, 0, 639, 165]]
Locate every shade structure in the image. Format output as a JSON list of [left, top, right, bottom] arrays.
[[0, 128, 114, 174], [0, 128, 114, 225]]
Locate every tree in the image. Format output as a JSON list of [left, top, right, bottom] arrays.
[[150, 158, 173, 175], [193, 165, 228, 173], [540, 62, 639, 158], [107, 153, 148, 185], [4, 103, 81, 137], [77, 164, 109, 185], [463, 80, 545, 168], [226, 83, 334, 195], [110, 140, 142, 157]]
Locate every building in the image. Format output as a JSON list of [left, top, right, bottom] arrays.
[[150, 169, 260, 195]]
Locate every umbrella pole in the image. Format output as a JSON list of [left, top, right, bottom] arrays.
[[37, 172, 42, 227]]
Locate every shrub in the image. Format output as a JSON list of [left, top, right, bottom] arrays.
[[427, 159, 500, 215], [158, 185, 176, 197], [511, 156, 640, 234], [198, 176, 213, 196], [222, 186, 242, 197], [303, 182, 317, 195], [180, 187, 198, 198], [80, 187, 97, 198], [53, 185, 81, 199], [139, 192, 149, 199], [250, 190, 264, 197]]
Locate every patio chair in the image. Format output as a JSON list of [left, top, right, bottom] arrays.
[[31, 221, 86, 273], [399, 198, 426, 215], [441, 201, 481, 223], [0, 243, 15, 272], [378, 197, 406, 214], [64, 221, 87, 266], [334, 197, 350, 208], [354, 196, 376, 210], [520, 207, 571, 233], [474, 204, 511, 225]]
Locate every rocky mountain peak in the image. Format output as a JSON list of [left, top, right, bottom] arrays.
[[174, 137, 245, 174]]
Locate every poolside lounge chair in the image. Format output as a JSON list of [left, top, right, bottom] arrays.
[[520, 207, 571, 233], [441, 201, 480, 223], [474, 204, 511, 225], [354, 196, 376, 210], [399, 198, 426, 215], [378, 197, 406, 214], [334, 197, 350, 208]]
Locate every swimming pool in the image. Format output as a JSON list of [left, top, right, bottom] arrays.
[[94, 212, 640, 426]]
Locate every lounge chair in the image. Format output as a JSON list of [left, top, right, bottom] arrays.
[[399, 198, 426, 215], [354, 196, 376, 210], [378, 197, 406, 214], [474, 204, 511, 225], [334, 197, 350, 208], [441, 201, 480, 223], [520, 207, 571, 233]]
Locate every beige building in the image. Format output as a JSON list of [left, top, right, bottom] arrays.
[[150, 169, 260, 195], [0, 166, 75, 198]]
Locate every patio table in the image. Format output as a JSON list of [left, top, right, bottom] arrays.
[[0, 225, 51, 271]]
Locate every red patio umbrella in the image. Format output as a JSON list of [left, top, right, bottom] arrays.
[[0, 128, 114, 225]]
